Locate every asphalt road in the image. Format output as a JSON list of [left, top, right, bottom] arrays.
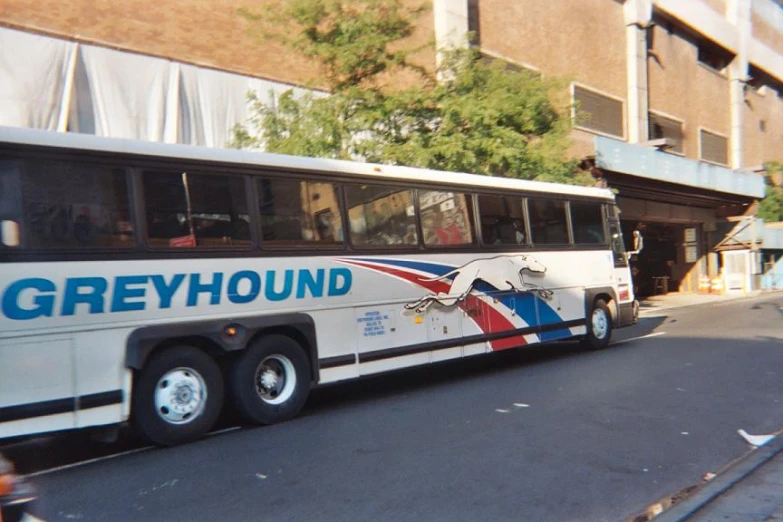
[[5, 294, 783, 522]]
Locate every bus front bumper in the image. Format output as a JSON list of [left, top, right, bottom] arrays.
[[617, 300, 639, 328]]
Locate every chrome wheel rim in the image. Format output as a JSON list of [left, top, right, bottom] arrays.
[[255, 355, 297, 405], [591, 308, 609, 339], [154, 368, 207, 425]]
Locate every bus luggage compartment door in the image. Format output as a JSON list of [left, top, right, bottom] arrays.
[[0, 336, 75, 438]]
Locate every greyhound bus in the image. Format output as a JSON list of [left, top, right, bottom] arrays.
[[0, 126, 639, 446]]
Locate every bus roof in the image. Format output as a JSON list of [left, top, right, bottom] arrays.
[[0, 126, 614, 201]]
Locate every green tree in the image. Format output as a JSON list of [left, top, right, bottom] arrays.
[[758, 161, 783, 223], [232, 0, 589, 185]]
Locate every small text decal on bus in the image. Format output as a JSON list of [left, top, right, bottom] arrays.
[[1, 268, 353, 320]]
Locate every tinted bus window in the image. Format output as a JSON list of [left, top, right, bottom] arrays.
[[528, 199, 569, 245], [11, 158, 133, 249], [570, 201, 606, 244], [258, 178, 344, 246], [478, 194, 527, 245], [344, 184, 418, 247], [419, 191, 475, 246], [144, 171, 250, 248]]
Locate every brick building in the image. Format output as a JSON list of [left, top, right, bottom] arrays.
[[1, 0, 782, 295]]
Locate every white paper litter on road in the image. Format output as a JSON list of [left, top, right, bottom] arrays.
[[738, 429, 775, 447], [681, 432, 689, 435], [495, 409, 510, 413], [513, 403, 530, 408], [256, 473, 268, 480]]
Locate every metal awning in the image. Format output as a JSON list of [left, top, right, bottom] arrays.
[[595, 136, 766, 200]]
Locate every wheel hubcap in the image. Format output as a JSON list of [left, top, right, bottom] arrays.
[[154, 368, 207, 425], [255, 355, 297, 405], [592, 308, 608, 339]]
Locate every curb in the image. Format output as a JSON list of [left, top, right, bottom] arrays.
[[639, 291, 781, 316], [651, 435, 783, 522]]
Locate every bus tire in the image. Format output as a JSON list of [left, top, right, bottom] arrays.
[[229, 334, 311, 426], [132, 345, 224, 447], [581, 299, 612, 350]]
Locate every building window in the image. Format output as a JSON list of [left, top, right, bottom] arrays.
[[699, 129, 729, 166], [697, 41, 733, 73], [573, 85, 624, 138], [648, 112, 684, 154]]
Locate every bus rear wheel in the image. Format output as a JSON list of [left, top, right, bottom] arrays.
[[132, 345, 224, 447], [229, 334, 311, 426], [581, 299, 612, 350]]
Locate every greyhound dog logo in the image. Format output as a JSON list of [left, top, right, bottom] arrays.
[[404, 254, 553, 313]]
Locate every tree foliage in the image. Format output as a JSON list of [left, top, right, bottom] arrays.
[[233, 0, 588, 185], [758, 161, 783, 223]]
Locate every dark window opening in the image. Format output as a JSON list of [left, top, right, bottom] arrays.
[[8, 158, 134, 250], [258, 178, 343, 247], [144, 171, 250, 248], [344, 184, 418, 247], [648, 112, 684, 153], [478, 194, 527, 246], [528, 199, 569, 245], [468, 0, 480, 44], [697, 41, 734, 73], [570, 202, 606, 245]]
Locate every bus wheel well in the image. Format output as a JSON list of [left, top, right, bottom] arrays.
[[143, 336, 226, 366], [246, 326, 316, 383], [592, 293, 617, 322]]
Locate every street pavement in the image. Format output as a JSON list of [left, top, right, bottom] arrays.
[[3, 293, 782, 522]]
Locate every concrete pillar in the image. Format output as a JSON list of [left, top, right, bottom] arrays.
[[727, 0, 751, 169], [624, 0, 652, 144], [433, 0, 470, 68]]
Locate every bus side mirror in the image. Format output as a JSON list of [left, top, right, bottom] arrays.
[[1, 220, 20, 247], [629, 230, 643, 256]]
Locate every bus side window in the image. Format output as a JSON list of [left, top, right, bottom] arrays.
[[419, 190, 475, 247], [144, 171, 250, 248], [528, 199, 569, 245], [0, 159, 23, 248], [258, 178, 344, 247], [570, 201, 606, 244], [344, 184, 418, 247], [478, 194, 526, 246], [15, 158, 134, 250]]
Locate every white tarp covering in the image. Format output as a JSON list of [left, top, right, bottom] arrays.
[[70, 44, 174, 141], [0, 26, 320, 148], [0, 29, 76, 130]]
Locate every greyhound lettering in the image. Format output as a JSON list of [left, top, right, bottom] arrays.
[[404, 254, 553, 313]]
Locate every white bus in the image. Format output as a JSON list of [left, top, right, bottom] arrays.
[[0, 127, 638, 446]]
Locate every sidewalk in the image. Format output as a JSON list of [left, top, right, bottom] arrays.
[[650, 434, 783, 522], [638, 290, 774, 315]]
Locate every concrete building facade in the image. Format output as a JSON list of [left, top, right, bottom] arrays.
[[1, 0, 781, 295]]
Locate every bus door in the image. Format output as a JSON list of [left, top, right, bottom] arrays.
[[0, 335, 75, 438]]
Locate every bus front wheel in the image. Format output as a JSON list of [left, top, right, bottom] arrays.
[[132, 345, 224, 446], [581, 299, 612, 350], [229, 334, 311, 426]]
